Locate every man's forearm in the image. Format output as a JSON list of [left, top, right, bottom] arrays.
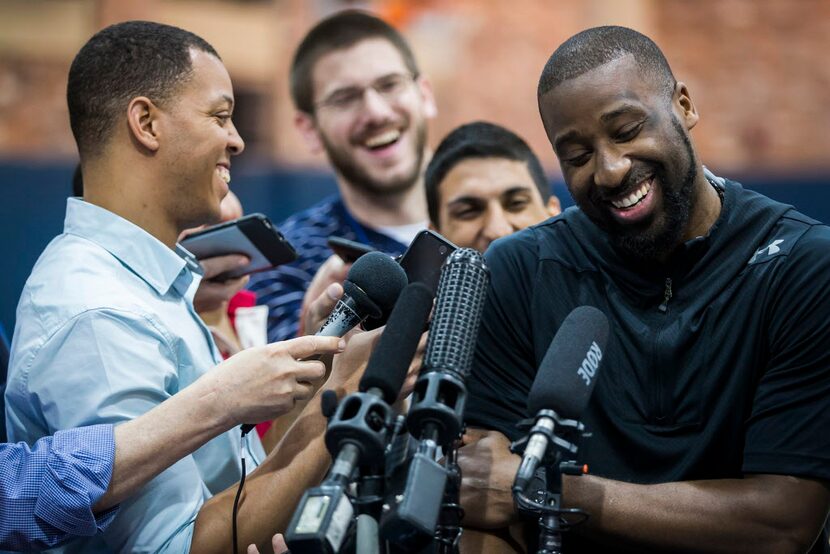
[[460, 435, 829, 554], [190, 388, 332, 553], [93, 379, 230, 512], [564, 473, 829, 554]]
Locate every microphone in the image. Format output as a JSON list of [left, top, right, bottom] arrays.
[[240, 253, 408, 436], [358, 282, 433, 404], [512, 306, 609, 494], [285, 282, 434, 554], [406, 247, 489, 443], [381, 248, 489, 545], [316, 251, 408, 337]]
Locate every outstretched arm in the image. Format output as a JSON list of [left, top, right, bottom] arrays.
[[95, 334, 343, 512], [191, 327, 384, 553]]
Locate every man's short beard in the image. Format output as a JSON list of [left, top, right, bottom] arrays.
[[321, 120, 427, 197], [609, 117, 698, 263]]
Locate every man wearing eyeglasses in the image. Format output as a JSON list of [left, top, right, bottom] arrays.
[[248, 10, 436, 346]]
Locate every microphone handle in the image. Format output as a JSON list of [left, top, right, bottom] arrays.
[[240, 297, 367, 435], [316, 296, 366, 337], [513, 414, 555, 493]]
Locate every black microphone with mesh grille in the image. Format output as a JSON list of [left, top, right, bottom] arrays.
[[380, 248, 489, 546], [405, 247, 489, 443], [418, 248, 489, 382]]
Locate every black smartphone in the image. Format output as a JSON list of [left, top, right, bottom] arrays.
[[327, 236, 377, 263], [180, 213, 297, 280], [398, 230, 457, 294]]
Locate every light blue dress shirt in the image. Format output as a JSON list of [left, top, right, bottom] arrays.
[[5, 198, 265, 553]]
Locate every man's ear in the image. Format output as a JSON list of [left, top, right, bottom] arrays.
[[415, 75, 437, 119], [674, 82, 699, 131], [127, 97, 161, 152], [546, 194, 561, 217], [294, 111, 324, 155]]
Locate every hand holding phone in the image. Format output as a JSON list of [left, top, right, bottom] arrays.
[[181, 213, 297, 280], [193, 254, 251, 313]]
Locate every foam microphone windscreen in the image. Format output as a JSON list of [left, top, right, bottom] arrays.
[[360, 282, 435, 404], [527, 306, 610, 420], [422, 248, 489, 379], [347, 251, 409, 313], [341, 279, 381, 319]]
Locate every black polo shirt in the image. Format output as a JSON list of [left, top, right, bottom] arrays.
[[465, 180, 830, 551]]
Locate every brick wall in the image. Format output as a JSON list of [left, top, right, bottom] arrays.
[[1, 0, 828, 174]]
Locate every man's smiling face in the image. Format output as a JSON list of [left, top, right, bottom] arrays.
[[540, 54, 699, 261], [307, 38, 435, 197], [435, 156, 556, 252]]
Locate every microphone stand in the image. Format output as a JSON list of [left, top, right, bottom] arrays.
[[288, 281, 434, 554], [379, 371, 467, 551], [353, 413, 410, 554], [434, 438, 464, 553], [380, 248, 489, 552], [286, 390, 395, 554], [510, 414, 590, 554], [354, 469, 384, 554]]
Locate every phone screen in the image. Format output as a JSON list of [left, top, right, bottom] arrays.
[[398, 230, 457, 294]]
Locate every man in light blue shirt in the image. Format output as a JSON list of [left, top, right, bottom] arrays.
[[8, 199, 261, 552], [5, 21, 347, 553]]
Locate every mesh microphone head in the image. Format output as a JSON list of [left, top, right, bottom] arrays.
[[347, 251, 409, 313], [422, 248, 489, 379], [360, 282, 435, 403], [527, 306, 610, 419]]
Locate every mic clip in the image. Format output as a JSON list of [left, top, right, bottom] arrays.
[[511, 409, 590, 528], [510, 409, 585, 459], [513, 461, 589, 530], [325, 391, 397, 464]]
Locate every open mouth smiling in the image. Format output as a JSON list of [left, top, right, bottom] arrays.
[[216, 165, 230, 183], [610, 178, 652, 210], [362, 128, 401, 151]]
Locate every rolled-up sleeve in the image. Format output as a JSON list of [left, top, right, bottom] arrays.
[[0, 424, 118, 550]]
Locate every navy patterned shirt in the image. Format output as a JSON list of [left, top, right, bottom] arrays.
[[248, 196, 408, 343], [0, 424, 117, 550]]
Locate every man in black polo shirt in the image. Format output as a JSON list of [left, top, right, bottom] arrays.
[[459, 26, 830, 553]]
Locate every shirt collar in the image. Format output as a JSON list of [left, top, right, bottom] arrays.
[[63, 198, 199, 297]]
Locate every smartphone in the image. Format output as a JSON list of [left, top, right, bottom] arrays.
[[398, 230, 457, 294], [327, 236, 377, 263], [180, 213, 298, 280]]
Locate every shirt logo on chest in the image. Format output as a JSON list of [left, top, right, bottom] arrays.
[[749, 239, 784, 264]]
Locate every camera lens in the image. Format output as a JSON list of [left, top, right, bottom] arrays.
[[439, 245, 447, 255]]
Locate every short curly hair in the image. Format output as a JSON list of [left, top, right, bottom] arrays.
[[67, 20, 219, 158], [538, 25, 675, 101]]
